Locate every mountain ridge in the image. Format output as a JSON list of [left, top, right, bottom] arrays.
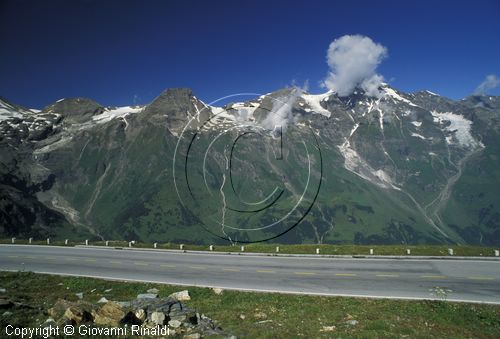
[[1, 85, 499, 245]]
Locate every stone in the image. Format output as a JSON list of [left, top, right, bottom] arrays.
[[151, 311, 166, 325], [2, 311, 12, 317], [92, 302, 125, 327], [253, 312, 267, 320], [120, 311, 143, 326], [137, 293, 158, 299], [212, 288, 223, 295], [0, 299, 13, 309], [346, 320, 359, 326], [104, 289, 113, 293], [320, 325, 336, 332], [43, 318, 56, 327], [184, 334, 201, 339], [169, 290, 190, 301], [75, 292, 83, 300], [168, 319, 182, 328], [147, 288, 159, 294], [97, 297, 108, 304], [64, 306, 92, 324], [239, 314, 246, 320], [135, 309, 146, 321], [0, 288, 6, 293], [169, 314, 187, 322], [90, 289, 96, 293]]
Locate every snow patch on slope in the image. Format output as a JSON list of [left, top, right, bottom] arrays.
[[431, 111, 483, 148], [383, 87, 418, 107], [301, 92, 332, 117]]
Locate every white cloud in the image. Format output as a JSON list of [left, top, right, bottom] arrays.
[[473, 74, 500, 95], [261, 87, 303, 133], [323, 35, 388, 97]]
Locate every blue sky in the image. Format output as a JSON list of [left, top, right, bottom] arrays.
[[1, 0, 499, 108]]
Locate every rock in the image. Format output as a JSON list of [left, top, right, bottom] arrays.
[[147, 288, 159, 294], [115, 301, 132, 308], [320, 325, 336, 332], [137, 293, 158, 299], [0, 288, 6, 293], [92, 302, 125, 327], [120, 311, 143, 326], [184, 334, 201, 339], [168, 319, 182, 328], [43, 318, 56, 327], [169, 290, 190, 301], [169, 314, 187, 322], [97, 297, 108, 304], [104, 289, 112, 293], [90, 289, 96, 293], [239, 314, 246, 320], [253, 312, 267, 320], [135, 309, 146, 321], [346, 319, 359, 326], [2, 311, 12, 317], [75, 292, 83, 300], [64, 306, 92, 324], [212, 288, 223, 295], [0, 299, 13, 309], [48, 299, 74, 319], [151, 311, 166, 325]]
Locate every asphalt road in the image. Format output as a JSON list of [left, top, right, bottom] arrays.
[[1, 245, 499, 304]]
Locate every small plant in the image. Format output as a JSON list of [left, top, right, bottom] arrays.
[[429, 286, 453, 301]]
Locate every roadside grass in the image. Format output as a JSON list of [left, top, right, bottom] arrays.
[[1, 271, 499, 338], [1, 239, 499, 257]]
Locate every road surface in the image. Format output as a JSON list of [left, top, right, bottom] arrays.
[[1, 245, 499, 304]]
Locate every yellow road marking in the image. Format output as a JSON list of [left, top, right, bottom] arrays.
[[134, 262, 148, 266], [222, 268, 240, 272], [257, 270, 275, 273], [467, 276, 494, 280], [421, 275, 446, 279], [109, 261, 121, 264], [45, 256, 55, 260], [376, 274, 400, 277], [85, 259, 97, 262], [189, 266, 206, 270], [335, 273, 357, 277], [160, 264, 176, 268], [65, 258, 78, 261], [7, 255, 18, 258], [25, 256, 35, 259], [294, 272, 316, 276]]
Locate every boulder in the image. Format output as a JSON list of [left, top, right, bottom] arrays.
[[169, 290, 190, 301], [150, 311, 166, 325], [64, 306, 93, 324], [0, 288, 6, 293], [135, 309, 146, 322], [137, 293, 158, 299], [168, 319, 182, 328], [48, 299, 95, 320], [92, 302, 125, 327], [75, 292, 83, 300], [147, 288, 159, 294]]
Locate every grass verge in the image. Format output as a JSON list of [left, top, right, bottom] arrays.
[[1, 271, 499, 338], [1, 239, 499, 257]]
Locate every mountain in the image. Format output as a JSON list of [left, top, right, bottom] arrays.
[[1, 85, 499, 245]]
